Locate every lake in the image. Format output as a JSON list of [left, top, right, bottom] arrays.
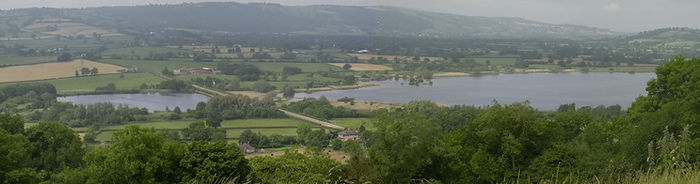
[[57, 93, 210, 112], [290, 72, 656, 110]]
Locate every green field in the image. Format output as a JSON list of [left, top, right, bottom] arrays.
[[0, 73, 165, 92], [329, 118, 376, 130], [102, 47, 194, 58], [99, 59, 216, 73], [0, 55, 55, 65]]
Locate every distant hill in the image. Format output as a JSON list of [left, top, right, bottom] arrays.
[[24, 2, 620, 40], [626, 27, 700, 42]]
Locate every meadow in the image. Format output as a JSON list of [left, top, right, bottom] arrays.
[[0, 55, 55, 66]]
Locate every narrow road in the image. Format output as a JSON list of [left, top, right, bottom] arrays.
[[279, 109, 345, 130], [192, 84, 229, 96]]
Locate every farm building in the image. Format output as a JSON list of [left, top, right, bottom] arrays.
[[173, 67, 218, 75], [239, 143, 255, 154], [337, 129, 359, 141]]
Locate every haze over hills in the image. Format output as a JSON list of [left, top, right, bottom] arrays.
[[6, 2, 621, 40]]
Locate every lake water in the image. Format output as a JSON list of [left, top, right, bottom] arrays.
[[291, 72, 656, 110], [57, 93, 210, 112]]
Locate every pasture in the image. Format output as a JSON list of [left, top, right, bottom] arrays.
[[0, 59, 125, 83], [328, 63, 393, 71], [0, 56, 55, 66]]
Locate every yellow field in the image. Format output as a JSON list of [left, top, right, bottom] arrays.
[[328, 63, 392, 71], [0, 60, 126, 83]]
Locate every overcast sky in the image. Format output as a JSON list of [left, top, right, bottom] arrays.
[[2, 0, 698, 32]]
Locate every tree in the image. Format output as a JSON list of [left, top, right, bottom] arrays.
[[80, 67, 90, 76], [0, 113, 24, 134], [24, 122, 85, 172], [342, 75, 357, 85], [253, 80, 275, 93], [0, 129, 30, 184], [248, 152, 342, 183], [162, 67, 173, 77], [57, 53, 72, 62], [282, 85, 295, 98], [338, 97, 355, 104], [181, 121, 225, 141], [90, 67, 98, 75], [342, 63, 352, 70], [282, 67, 302, 75], [81, 126, 185, 183], [180, 141, 250, 182], [205, 114, 223, 128]]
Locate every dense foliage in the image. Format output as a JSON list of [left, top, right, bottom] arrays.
[[282, 97, 364, 120], [217, 63, 261, 81], [203, 95, 283, 124]]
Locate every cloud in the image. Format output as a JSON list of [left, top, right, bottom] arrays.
[[603, 2, 621, 11]]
